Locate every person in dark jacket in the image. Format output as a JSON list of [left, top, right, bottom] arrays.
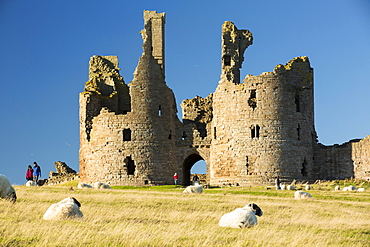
[[33, 162, 41, 183]]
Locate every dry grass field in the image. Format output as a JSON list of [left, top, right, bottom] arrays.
[[0, 180, 369, 246]]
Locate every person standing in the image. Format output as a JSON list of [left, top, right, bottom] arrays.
[[173, 173, 178, 185], [33, 162, 41, 183], [275, 176, 281, 190], [26, 165, 33, 181], [192, 174, 199, 185]]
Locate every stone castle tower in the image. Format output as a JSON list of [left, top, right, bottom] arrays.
[[79, 10, 370, 186]]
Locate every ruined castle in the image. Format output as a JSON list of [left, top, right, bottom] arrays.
[[79, 10, 370, 186]]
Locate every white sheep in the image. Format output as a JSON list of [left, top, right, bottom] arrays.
[[294, 191, 312, 199], [343, 185, 357, 191], [287, 185, 296, 190], [43, 197, 83, 220], [305, 185, 311, 190], [219, 203, 263, 228], [357, 188, 365, 192], [78, 183, 92, 189], [93, 182, 111, 189], [182, 185, 203, 194], [334, 185, 340, 191], [0, 174, 16, 202], [280, 184, 286, 190], [26, 180, 37, 187]]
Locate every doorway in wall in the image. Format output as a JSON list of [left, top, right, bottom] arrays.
[[182, 154, 206, 186]]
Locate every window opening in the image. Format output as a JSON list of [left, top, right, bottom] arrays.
[[248, 89, 257, 110], [251, 126, 255, 138], [181, 131, 187, 140], [297, 124, 300, 140], [295, 94, 300, 112], [223, 55, 231, 66], [168, 130, 172, 140], [251, 125, 260, 138], [214, 127, 217, 139], [301, 158, 308, 177], [158, 105, 162, 116], [124, 156, 135, 175], [123, 129, 131, 141]]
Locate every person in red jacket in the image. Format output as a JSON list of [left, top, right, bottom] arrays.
[[173, 173, 178, 185], [26, 165, 33, 181]]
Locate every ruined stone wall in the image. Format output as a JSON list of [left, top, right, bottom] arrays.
[[313, 136, 370, 181], [47, 161, 79, 185], [352, 136, 370, 180]]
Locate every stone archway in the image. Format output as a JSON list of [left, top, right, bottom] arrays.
[[182, 153, 205, 186]]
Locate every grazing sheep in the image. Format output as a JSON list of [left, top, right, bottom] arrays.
[[43, 197, 83, 220], [343, 185, 357, 191], [294, 191, 312, 199], [219, 203, 263, 228], [26, 180, 37, 187], [0, 174, 17, 202], [77, 183, 92, 189], [93, 182, 111, 189], [287, 185, 296, 190], [357, 188, 365, 192], [280, 184, 286, 190], [334, 185, 340, 191], [305, 185, 311, 190], [182, 185, 203, 194]]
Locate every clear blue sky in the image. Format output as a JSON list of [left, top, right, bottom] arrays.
[[1, 0, 369, 185]]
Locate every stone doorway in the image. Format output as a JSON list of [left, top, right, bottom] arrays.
[[182, 153, 206, 186]]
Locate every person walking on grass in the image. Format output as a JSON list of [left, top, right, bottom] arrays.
[[26, 165, 33, 181], [33, 162, 41, 183]]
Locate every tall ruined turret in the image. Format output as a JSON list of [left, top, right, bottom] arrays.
[[210, 21, 315, 185], [79, 10, 181, 185]]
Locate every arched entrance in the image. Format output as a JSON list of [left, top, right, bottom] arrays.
[[182, 153, 205, 186]]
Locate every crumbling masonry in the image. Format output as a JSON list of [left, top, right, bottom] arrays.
[[79, 10, 370, 186]]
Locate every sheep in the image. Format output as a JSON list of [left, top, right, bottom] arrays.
[[43, 197, 83, 220], [334, 185, 340, 191], [305, 185, 311, 190], [182, 185, 203, 194], [287, 185, 296, 190], [219, 203, 263, 228], [93, 182, 111, 189], [26, 180, 37, 187], [342, 185, 357, 191], [280, 184, 286, 190], [294, 191, 312, 199], [77, 183, 92, 189], [357, 188, 365, 192], [0, 174, 17, 202]]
